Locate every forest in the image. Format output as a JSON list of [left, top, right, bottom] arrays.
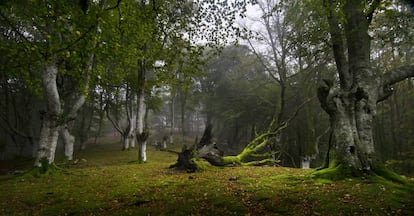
[[0, 0, 413, 215]]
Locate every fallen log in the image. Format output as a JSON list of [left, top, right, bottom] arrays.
[[170, 124, 280, 172]]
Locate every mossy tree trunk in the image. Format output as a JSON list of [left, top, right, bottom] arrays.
[[319, 0, 414, 172], [171, 122, 284, 171], [206, 127, 284, 166]]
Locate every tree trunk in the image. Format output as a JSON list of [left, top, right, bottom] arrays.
[[61, 125, 75, 160], [123, 134, 131, 150], [171, 124, 283, 171], [137, 65, 147, 162], [169, 92, 175, 144], [318, 0, 414, 173], [137, 98, 147, 161], [60, 93, 87, 159], [35, 62, 61, 167], [162, 135, 168, 149], [59, 49, 93, 159], [125, 88, 137, 150], [331, 92, 376, 170]]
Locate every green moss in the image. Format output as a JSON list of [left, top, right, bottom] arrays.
[[314, 178, 334, 185], [222, 156, 240, 165], [192, 158, 214, 171], [312, 163, 356, 180], [24, 163, 72, 178], [1, 143, 413, 216], [372, 165, 409, 185]]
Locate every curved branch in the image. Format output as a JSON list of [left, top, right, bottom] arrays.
[[378, 65, 414, 102], [382, 65, 414, 86]]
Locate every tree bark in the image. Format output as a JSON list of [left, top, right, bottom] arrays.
[[137, 91, 147, 162], [319, 0, 414, 172], [60, 125, 75, 160], [137, 62, 147, 162], [171, 123, 283, 171], [125, 89, 137, 150], [35, 61, 61, 167], [60, 89, 88, 160], [170, 91, 175, 144], [59, 43, 94, 159]]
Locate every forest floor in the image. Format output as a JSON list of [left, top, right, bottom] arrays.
[[0, 136, 413, 216]]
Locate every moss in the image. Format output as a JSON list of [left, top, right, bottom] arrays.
[[221, 156, 241, 165], [313, 162, 411, 187], [312, 163, 356, 180], [192, 158, 214, 171], [242, 158, 279, 166], [22, 163, 72, 178], [314, 178, 334, 185], [372, 165, 408, 185]]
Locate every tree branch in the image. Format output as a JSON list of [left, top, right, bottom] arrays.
[[246, 38, 281, 84], [378, 65, 414, 102], [382, 65, 414, 86], [324, 0, 351, 90], [366, 0, 381, 24]]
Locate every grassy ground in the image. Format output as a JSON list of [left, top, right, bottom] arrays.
[[0, 136, 413, 216]]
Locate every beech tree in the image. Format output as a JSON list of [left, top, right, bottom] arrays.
[[0, 0, 107, 166], [316, 0, 414, 172]]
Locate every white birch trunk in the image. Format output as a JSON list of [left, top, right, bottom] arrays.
[[35, 62, 61, 166], [130, 137, 136, 148], [124, 93, 137, 150], [123, 135, 130, 150], [137, 89, 147, 162], [128, 100, 137, 149], [61, 125, 75, 160], [57, 47, 92, 159], [301, 158, 311, 169], [60, 94, 87, 160]]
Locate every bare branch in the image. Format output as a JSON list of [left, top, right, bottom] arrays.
[[382, 65, 414, 86], [0, 112, 37, 140], [246, 39, 281, 84], [378, 65, 414, 102], [276, 96, 315, 130]]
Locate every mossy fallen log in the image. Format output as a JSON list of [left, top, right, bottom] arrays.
[[170, 124, 281, 172]]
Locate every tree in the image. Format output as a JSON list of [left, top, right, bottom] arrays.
[[0, 0, 111, 166], [316, 0, 414, 173]]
